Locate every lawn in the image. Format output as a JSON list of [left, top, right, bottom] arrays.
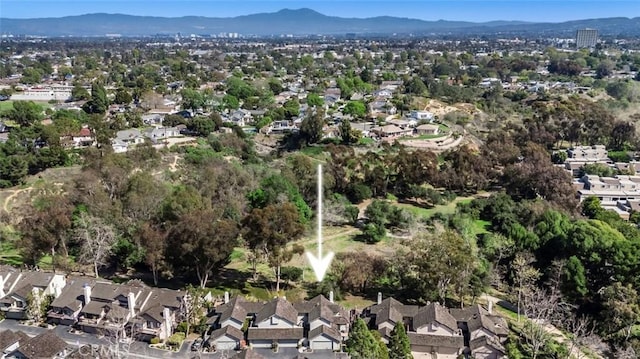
[[0, 101, 14, 112], [395, 196, 474, 219]]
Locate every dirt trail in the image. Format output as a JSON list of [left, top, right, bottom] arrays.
[[3, 188, 31, 213]]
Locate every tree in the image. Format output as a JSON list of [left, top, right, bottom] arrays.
[[73, 211, 117, 278], [180, 285, 205, 336], [71, 85, 90, 101], [189, 116, 214, 137], [4, 101, 43, 127], [167, 209, 239, 288], [388, 322, 413, 359], [346, 318, 387, 359], [137, 223, 167, 286], [599, 282, 640, 342], [242, 202, 305, 291], [113, 88, 133, 105], [299, 108, 325, 144], [344, 101, 367, 119], [82, 82, 109, 114], [18, 194, 73, 270], [307, 93, 324, 107], [339, 118, 361, 145], [512, 253, 541, 323], [181, 88, 205, 111]]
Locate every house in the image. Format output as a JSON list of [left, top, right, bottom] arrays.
[[370, 124, 413, 139], [47, 276, 98, 326], [0, 271, 66, 320], [132, 287, 184, 342], [229, 110, 253, 127], [469, 336, 507, 359], [71, 127, 96, 148], [567, 145, 609, 161], [412, 303, 461, 336], [0, 330, 29, 359], [363, 296, 419, 337], [76, 280, 153, 337], [416, 124, 440, 136], [247, 297, 304, 349], [207, 326, 245, 351], [7, 330, 69, 359], [410, 111, 434, 121], [361, 295, 504, 359], [406, 333, 464, 359], [386, 118, 416, 130], [294, 294, 349, 350], [142, 127, 181, 144]]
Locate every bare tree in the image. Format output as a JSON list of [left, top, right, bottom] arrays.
[[180, 285, 205, 336], [511, 252, 540, 322], [562, 314, 595, 359], [74, 212, 117, 278], [521, 286, 562, 359], [101, 306, 134, 359]]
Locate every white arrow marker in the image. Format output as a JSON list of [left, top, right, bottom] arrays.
[[306, 164, 334, 282]]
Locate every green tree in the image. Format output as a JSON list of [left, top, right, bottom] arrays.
[[388, 322, 413, 359], [181, 88, 205, 111], [307, 93, 324, 107], [339, 118, 361, 145], [71, 85, 90, 101], [167, 209, 239, 288], [82, 82, 109, 114], [114, 88, 133, 105], [3, 101, 43, 127], [346, 318, 386, 359], [242, 202, 305, 291], [344, 101, 367, 119], [300, 108, 325, 144]]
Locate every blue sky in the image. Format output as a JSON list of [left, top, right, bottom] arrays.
[[1, 1, 638, 22]]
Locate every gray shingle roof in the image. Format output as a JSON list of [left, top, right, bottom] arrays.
[[369, 297, 418, 327], [254, 297, 298, 325], [247, 328, 304, 341], [407, 332, 464, 348], [13, 329, 68, 359], [413, 303, 459, 332], [308, 325, 342, 342], [208, 325, 244, 342], [50, 276, 97, 310]]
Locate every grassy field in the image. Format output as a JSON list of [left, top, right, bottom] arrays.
[[395, 196, 474, 218], [0, 100, 53, 112]]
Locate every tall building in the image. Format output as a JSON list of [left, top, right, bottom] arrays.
[[576, 28, 598, 48]]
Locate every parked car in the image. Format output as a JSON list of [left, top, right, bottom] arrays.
[[191, 338, 203, 351]]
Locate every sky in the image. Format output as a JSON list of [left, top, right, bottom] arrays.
[[1, 0, 639, 23]]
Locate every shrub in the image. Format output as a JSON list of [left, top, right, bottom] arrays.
[[167, 332, 185, 347], [280, 266, 303, 282], [150, 337, 160, 345], [346, 183, 372, 203]]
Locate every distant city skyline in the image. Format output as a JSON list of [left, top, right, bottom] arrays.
[[1, 0, 639, 23]]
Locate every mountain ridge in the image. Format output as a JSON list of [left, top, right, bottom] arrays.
[[1, 8, 638, 37]]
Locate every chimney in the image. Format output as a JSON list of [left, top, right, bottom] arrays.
[[83, 284, 91, 305], [329, 291, 334, 303], [163, 307, 172, 339], [377, 292, 382, 305], [127, 292, 136, 318], [53, 282, 62, 298], [488, 301, 493, 315], [224, 291, 229, 304]]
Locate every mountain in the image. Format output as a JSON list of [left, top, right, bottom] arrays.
[[1, 8, 639, 37]]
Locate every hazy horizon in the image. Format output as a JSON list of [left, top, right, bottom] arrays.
[[1, 0, 639, 23]]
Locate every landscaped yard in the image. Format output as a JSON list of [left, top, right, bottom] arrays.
[[0, 101, 14, 112]]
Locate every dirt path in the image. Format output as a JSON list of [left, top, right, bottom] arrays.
[[3, 188, 31, 213], [168, 155, 179, 172]]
